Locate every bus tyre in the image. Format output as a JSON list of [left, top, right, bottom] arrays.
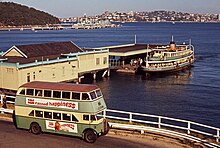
[[30, 122, 41, 135], [84, 130, 97, 143]]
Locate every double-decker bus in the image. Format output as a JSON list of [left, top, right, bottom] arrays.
[[13, 81, 109, 143]]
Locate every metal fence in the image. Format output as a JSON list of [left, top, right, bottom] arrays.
[[0, 95, 219, 147], [103, 109, 220, 147]]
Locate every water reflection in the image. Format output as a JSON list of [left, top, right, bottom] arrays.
[[93, 70, 193, 119]]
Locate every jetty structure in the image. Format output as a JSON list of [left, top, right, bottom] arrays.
[[0, 42, 109, 94]]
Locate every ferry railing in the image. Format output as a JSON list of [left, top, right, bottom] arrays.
[[103, 109, 220, 144]]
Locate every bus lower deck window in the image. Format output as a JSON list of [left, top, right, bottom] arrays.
[[83, 115, 89, 120], [72, 115, 78, 122], [35, 110, 43, 117], [62, 113, 71, 121], [53, 112, 61, 120], [29, 110, 34, 116], [44, 111, 52, 119]]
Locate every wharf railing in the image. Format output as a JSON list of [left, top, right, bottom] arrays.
[[102, 109, 220, 147], [0, 95, 219, 147]]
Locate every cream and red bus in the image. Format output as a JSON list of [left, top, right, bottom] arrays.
[[13, 81, 109, 143]]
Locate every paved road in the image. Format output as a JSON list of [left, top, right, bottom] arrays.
[[0, 119, 174, 148]]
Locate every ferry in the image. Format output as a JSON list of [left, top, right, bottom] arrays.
[[140, 37, 195, 73]]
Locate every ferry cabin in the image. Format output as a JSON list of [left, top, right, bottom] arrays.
[[14, 81, 109, 143], [143, 43, 195, 73]]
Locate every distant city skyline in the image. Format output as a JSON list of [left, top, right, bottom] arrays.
[[3, 0, 220, 18]]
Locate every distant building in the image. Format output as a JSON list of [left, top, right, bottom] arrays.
[[0, 42, 109, 93], [218, 14, 220, 21]]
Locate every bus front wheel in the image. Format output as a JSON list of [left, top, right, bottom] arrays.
[[83, 129, 97, 143], [30, 122, 41, 135]]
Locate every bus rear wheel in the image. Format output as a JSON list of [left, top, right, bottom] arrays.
[[83, 129, 97, 143], [30, 122, 41, 135]]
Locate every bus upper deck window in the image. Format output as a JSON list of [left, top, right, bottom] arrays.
[[44, 90, 52, 97], [35, 89, 42, 97], [62, 91, 70, 99], [90, 91, 96, 100], [82, 93, 90, 100], [19, 88, 25, 95], [72, 92, 80, 100], [96, 90, 102, 97], [26, 89, 34, 96], [53, 91, 61, 98]]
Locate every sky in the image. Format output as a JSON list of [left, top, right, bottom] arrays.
[[3, 0, 220, 18]]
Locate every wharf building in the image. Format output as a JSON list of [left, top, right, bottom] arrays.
[[0, 42, 109, 94]]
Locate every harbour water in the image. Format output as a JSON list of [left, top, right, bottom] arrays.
[[0, 22, 220, 127]]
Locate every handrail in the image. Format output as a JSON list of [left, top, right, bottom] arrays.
[[103, 109, 220, 144]]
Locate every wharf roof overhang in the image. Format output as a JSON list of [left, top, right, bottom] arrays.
[[109, 49, 152, 56], [96, 44, 157, 57]]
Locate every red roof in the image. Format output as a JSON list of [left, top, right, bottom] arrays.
[[20, 81, 99, 92], [15, 41, 83, 58]]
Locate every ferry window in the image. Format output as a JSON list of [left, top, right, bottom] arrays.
[[53, 91, 61, 98], [90, 91, 96, 100], [26, 89, 34, 96], [53, 112, 61, 120], [19, 88, 25, 95], [35, 110, 43, 118], [96, 90, 102, 97], [82, 93, 90, 100], [44, 111, 52, 119], [44, 90, 51, 97], [72, 92, 80, 100], [35, 89, 42, 97], [29, 110, 34, 116], [83, 115, 89, 121], [62, 91, 70, 99], [63, 113, 71, 121], [72, 115, 78, 122]]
